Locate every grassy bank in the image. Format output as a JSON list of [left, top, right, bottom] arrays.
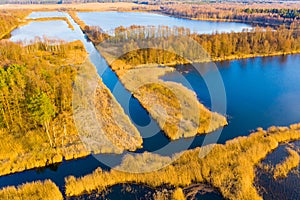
[[0, 180, 63, 200], [73, 60, 143, 154], [65, 123, 300, 199]]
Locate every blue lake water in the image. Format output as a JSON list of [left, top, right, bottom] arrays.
[[2, 11, 300, 200], [10, 20, 80, 43], [77, 11, 252, 34], [162, 55, 300, 144]]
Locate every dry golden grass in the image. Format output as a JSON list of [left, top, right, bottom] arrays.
[[104, 60, 227, 140], [273, 147, 300, 179], [172, 188, 186, 200], [94, 81, 143, 151], [65, 123, 300, 200], [0, 180, 63, 200], [73, 59, 142, 154]]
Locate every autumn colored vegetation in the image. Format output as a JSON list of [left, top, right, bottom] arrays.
[[65, 123, 300, 199], [0, 38, 144, 175], [0, 10, 30, 39], [0, 39, 91, 176], [72, 60, 143, 154], [85, 24, 300, 63], [0, 180, 63, 200], [114, 67, 227, 140], [72, 16, 299, 139]]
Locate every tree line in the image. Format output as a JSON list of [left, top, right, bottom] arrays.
[[158, 3, 300, 27], [244, 8, 300, 20], [85, 24, 300, 65]]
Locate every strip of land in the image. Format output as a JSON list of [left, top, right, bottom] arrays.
[[0, 10, 30, 39], [73, 59, 143, 154]]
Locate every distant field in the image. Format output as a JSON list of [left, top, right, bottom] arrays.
[[0, 2, 152, 11]]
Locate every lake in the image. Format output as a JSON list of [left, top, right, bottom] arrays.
[[3, 11, 300, 199], [77, 11, 252, 34], [162, 55, 300, 144], [10, 11, 80, 43]]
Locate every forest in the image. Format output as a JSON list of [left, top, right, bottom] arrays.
[[0, 39, 92, 176], [158, 3, 300, 27], [83, 24, 300, 65]]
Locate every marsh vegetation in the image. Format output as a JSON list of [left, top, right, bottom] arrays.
[[73, 60, 143, 154], [65, 123, 300, 199], [0, 180, 63, 200]]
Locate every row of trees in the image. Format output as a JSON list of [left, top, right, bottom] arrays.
[[193, 25, 300, 58]]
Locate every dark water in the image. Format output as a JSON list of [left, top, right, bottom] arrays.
[[162, 55, 300, 145], [256, 141, 300, 200], [77, 11, 252, 34], [3, 11, 300, 199]]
